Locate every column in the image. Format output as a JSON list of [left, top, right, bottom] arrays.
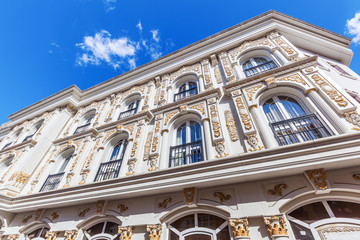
[[233, 64, 243, 80], [159, 130, 169, 169], [198, 75, 205, 92], [249, 106, 278, 149], [308, 90, 351, 133], [166, 86, 173, 103], [272, 48, 289, 65], [202, 118, 214, 160]]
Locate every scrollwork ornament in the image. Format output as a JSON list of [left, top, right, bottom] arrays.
[[96, 200, 105, 215], [7, 235, 20, 240], [235, 97, 252, 130], [148, 155, 159, 172], [45, 232, 58, 240], [64, 230, 78, 240], [213, 192, 231, 202], [268, 183, 287, 196], [209, 105, 221, 137], [224, 110, 239, 141], [247, 134, 263, 152], [126, 160, 136, 176], [143, 132, 153, 160], [146, 224, 162, 240], [184, 187, 196, 205], [344, 111, 360, 130], [305, 168, 328, 190], [263, 216, 288, 237], [229, 218, 250, 239], [118, 226, 134, 240]]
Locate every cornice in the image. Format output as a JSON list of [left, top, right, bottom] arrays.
[[2, 132, 360, 212], [0, 139, 37, 155]]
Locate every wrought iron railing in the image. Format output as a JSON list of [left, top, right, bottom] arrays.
[[174, 87, 198, 102], [74, 123, 91, 134], [169, 140, 203, 167], [95, 159, 123, 182], [40, 172, 65, 192], [244, 60, 277, 77], [269, 113, 332, 146], [118, 107, 138, 120]]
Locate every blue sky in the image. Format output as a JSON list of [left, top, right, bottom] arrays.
[[0, 0, 360, 125]]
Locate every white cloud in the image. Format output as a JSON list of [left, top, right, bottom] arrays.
[[347, 11, 360, 44], [136, 21, 143, 32], [151, 29, 160, 42], [49, 42, 62, 55], [76, 30, 136, 69], [103, 0, 116, 11]]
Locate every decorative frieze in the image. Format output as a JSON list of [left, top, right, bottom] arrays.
[[209, 105, 221, 138], [229, 218, 250, 239], [169, 63, 201, 82], [277, 73, 307, 86]]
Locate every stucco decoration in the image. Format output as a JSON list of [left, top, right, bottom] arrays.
[[268, 183, 287, 196], [211, 54, 223, 84], [126, 159, 136, 176], [118, 226, 134, 240], [34, 209, 43, 221], [229, 218, 250, 239], [213, 192, 231, 202], [245, 84, 264, 102], [209, 105, 221, 138], [120, 84, 146, 101], [143, 132, 153, 160], [224, 110, 239, 141], [317, 224, 360, 240], [277, 73, 308, 86], [78, 208, 90, 218], [148, 155, 158, 172], [218, 52, 235, 82], [64, 231, 78, 240], [228, 36, 274, 61], [79, 138, 101, 185], [164, 111, 179, 126], [215, 140, 228, 158], [96, 200, 105, 215], [263, 216, 288, 237], [268, 31, 297, 59], [158, 198, 172, 209], [188, 103, 205, 115], [7, 235, 19, 240], [201, 59, 213, 89], [45, 231, 58, 240], [118, 204, 128, 213], [247, 134, 264, 152], [184, 187, 196, 205], [169, 63, 201, 82], [305, 168, 330, 193], [344, 111, 360, 131], [146, 224, 162, 240], [9, 171, 30, 188]]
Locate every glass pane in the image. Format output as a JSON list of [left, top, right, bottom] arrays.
[[110, 143, 121, 161], [170, 230, 179, 240], [190, 122, 201, 142], [58, 155, 72, 173], [253, 57, 267, 65], [263, 98, 283, 123], [289, 221, 314, 240], [189, 82, 197, 89], [185, 235, 211, 240], [177, 123, 187, 145], [289, 202, 330, 224], [104, 222, 118, 235], [179, 83, 186, 92], [328, 201, 360, 219], [279, 96, 306, 118], [87, 222, 104, 236], [198, 214, 225, 230], [171, 214, 195, 232], [217, 226, 231, 240], [242, 60, 253, 70]]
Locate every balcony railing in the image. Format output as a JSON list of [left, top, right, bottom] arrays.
[[269, 113, 332, 146], [95, 159, 123, 182], [40, 172, 65, 192], [244, 60, 277, 77], [118, 108, 138, 120], [74, 123, 91, 134], [174, 87, 198, 102], [169, 140, 203, 167]]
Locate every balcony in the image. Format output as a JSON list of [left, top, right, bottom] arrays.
[[169, 140, 203, 167], [269, 113, 332, 146], [40, 172, 65, 192], [118, 108, 138, 120], [74, 123, 91, 134], [174, 87, 198, 102], [95, 159, 122, 182], [244, 60, 277, 77]]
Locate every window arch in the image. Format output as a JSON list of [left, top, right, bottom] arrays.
[[2, 129, 22, 150], [23, 120, 43, 142], [242, 56, 277, 77], [83, 221, 119, 240], [287, 200, 360, 240], [174, 81, 198, 102], [95, 135, 128, 182], [40, 148, 74, 192], [169, 120, 203, 167], [0, 156, 13, 176], [262, 96, 332, 146], [26, 226, 50, 240], [74, 111, 96, 134], [118, 98, 140, 120], [168, 213, 230, 240]]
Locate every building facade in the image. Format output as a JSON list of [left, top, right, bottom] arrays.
[[0, 10, 360, 240]]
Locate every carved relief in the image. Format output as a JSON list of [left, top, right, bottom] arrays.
[[268, 183, 287, 196], [344, 111, 360, 130], [219, 53, 234, 80], [229, 37, 273, 60], [102, 129, 117, 143], [143, 132, 153, 160], [170, 63, 201, 82], [277, 73, 307, 85], [224, 110, 239, 141], [213, 192, 231, 202], [229, 218, 250, 239], [148, 155, 159, 172], [147, 224, 162, 240], [184, 187, 196, 205], [165, 111, 179, 126], [274, 37, 295, 55], [51, 212, 59, 220], [305, 168, 328, 190], [209, 105, 221, 138], [45, 231, 58, 240], [118, 204, 129, 213], [126, 160, 136, 176], [124, 124, 135, 135], [22, 215, 32, 223], [7, 235, 19, 240], [151, 137, 159, 152], [118, 226, 134, 240], [34, 209, 43, 221], [96, 200, 105, 215], [245, 84, 264, 101], [235, 97, 252, 130], [188, 103, 205, 115], [158, 198, 172, 208], [264, 216, 288, 237], [78, 208, 90, 217], [64, 230, 78, 240], [9, 171, 30, 188], [79, 138, 101, 184], [215, 140, 228, 158], [247, 134, 263, 152], [311, 73, 348, 107]]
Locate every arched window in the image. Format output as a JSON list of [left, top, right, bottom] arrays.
[[287, 200, 360, 240], [95, 139, 128, 182], [263, 96, 332, 145], [74, 113, 95, 134], [27, 226, 50, 240], [40, 150, 73, 192], [169, 213, 230, 240], [174, 82, 198, 102], [118, 99, 140, 120], [2, 129, 22, 150], [23, 121, 43, 142], [169, 121, 203, 167], [0, 156, 13, 175], [84, 221, 119, 240], [242, 57, 277, 77]]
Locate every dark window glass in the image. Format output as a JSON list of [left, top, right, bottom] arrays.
[[170, 230, 179, 240], [86, 222, 104, 236], [28, 229, 42, 240], [185, 235, 211, 240], [328, 201, 360, 219], [104, 222, 118, 235], [198, 214, 224, 230], [217, 226, 231, 240], [289, 221, 314, 240], [40, 228, 50, 239], [289, 202, 329, 224], [171, 214, 195, 232]]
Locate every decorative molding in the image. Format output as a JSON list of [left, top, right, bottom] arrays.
[[164, 111, 179, 126], [126, 159, 136, 176], [22, 215, 32, 223], [64, 230, 78, 240], [169, 63, 201, 82], [263, 216, 288, 237], [158, 198, 172, 208], [305, 168, 329, 191], [247, 134, 263, 152], [146, 224, 162, 240], [34, 209, 43, 221], [228, 37, 273, 61], [78, 208, 90, 217], [277, 73, 307, 85], [274, 37, 295, 55], [353, 173, 360, 180], [45, 231, 58, 240], [184, 187, 196, 205], [268, 183, 287, 196], [188, 103, 205, 115], [51, 212, 59, 220], [143, 131, 153, 160], [117, 204, 129, 213], [96, 200, 105, 215], [235, 96, 252, 130], [209, 105, 221, 138], [118, 226, 134, 240], [215, 140, 228, 158], [148, 155, 159, 172], [344, 111, 360, 131], [213, 192, 231, 202], [229, 218, 250, 239], [245, 84, 264, 101], [224, 110, 239, 141]]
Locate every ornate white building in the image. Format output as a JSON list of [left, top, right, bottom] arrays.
[[0, 10, 360, 240]]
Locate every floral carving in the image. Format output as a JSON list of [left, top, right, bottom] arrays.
[[215, 140, 228, 158], [274, 37, 295, 55], [268, 183, 288, 196], [51, 212, 59, 220], [147, 224, 162, 240], [344, 111, 360, 130], [184, 187, 196, 205], [124, 124, 135, 135], [117, 204, 129, 213], [118, 226, 134, 240], [96, 200, 105, 215], [151, 136, 159, 152], [277, 74, 307, 85], [158, 198, 172, 208], [102, 129, 116, 143], [7, 235, 19, 240], [305, 168, 328, 190], [220, 55, 233, 78], [126, 160, 136, 176], [34, 209, 43, 221], [209, 105, 221, 137], [224, 110, 239, 141], [235, 97, 252, 130], [45, 231, 58, 240], [229, 37, 273, 60], [165, 111, 178, 126], [64, 230, 78, 240], [143, 132, 153, 160], [189, 103, 205, 115], [78, 208, 90, 217], [148, 155, 159, 172], [311, 74, 348, 107], [245, 84, 263, 101], [213, 192, 231, 202], [247, 134, 263, 152], [170, 63, 201, 81], [229, 218, 250, 239], [264, 216, 288, 237]]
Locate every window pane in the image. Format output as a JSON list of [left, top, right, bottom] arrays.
[[254, 57, 267, 65], [279, 96, 306, 118], [190, 122, 201, 142], [242, 60, 253, 70], [217, 226, 231, 240], [110, 143, 121, 161], [198, 214, 225, 230], [171, 214, 195, 232], [328, 201, 360, 219], [179, 83, 186, 92], [58, 155, 72, 173], [104, 222, 118, 235], [263, 98, 283, 122], [289, 202, 329, 224], [289, 221, 314, 240], [185, 235, 211, 240], [170, 230, 179, 240], [87, 222, 104, 236], [188, 82, 197, 89], [177, 123, 186, 145]]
